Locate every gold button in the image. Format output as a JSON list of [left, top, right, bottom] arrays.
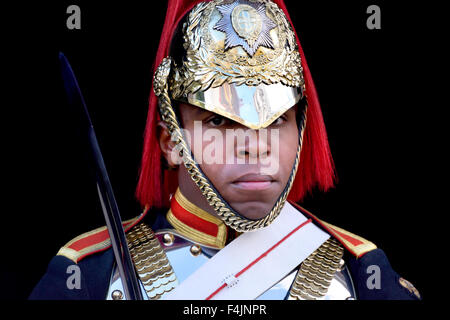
[[338, 259, 345, 272], [190, 245, 202, 256], [163, 233, 175, 246], [111, 290, 123, 300]]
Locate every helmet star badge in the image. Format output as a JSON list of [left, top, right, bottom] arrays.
[[214, 0, 277, 56]]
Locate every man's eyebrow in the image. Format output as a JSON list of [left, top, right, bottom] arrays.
[[194, 108, 212, 117]]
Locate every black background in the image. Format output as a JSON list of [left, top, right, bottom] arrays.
[[1, 0, 439, 302]]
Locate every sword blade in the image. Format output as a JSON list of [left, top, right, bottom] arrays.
[[58, 52, 143, 300]]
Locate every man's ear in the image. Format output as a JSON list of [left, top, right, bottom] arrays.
[[158, 121, 180, 168]]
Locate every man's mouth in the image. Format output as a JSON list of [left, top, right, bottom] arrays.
[[231, 173, 275, 191]]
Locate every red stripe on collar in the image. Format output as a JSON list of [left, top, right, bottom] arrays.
[[166, 189, 227, 248]]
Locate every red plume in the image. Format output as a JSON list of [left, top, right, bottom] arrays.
[[136, 0, 336, 208], [272, 0, 336, 201], [136, 0, 204, 209]]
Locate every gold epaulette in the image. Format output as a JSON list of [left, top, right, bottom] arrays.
[[56, 208, 149, 263], [289, 201, 377, 258]]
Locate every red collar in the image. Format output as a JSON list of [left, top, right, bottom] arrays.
[[166, 189, 227, 248]]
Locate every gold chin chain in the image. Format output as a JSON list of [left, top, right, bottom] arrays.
[[126, 223, 178, 300], [289, 238, 344, 300], [153, 57, 306, 233]]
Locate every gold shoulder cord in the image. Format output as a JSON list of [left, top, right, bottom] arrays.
[[126, 223, 178, 299], [288, 238, 344, 300]]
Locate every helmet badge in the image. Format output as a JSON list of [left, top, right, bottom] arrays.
[[214, 0, 277, 56]]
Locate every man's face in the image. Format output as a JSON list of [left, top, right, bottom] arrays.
[[170, 103, 299, 220]]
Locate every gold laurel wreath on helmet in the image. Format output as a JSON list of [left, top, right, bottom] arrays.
[[170, 0, 304, 96], [153, 0, 307, 232]]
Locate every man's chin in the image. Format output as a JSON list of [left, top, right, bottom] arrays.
[[229, 201, 275, 220]]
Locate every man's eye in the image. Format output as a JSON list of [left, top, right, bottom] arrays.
[[271, 116, 286, 126], [207, 115, 226, 126]]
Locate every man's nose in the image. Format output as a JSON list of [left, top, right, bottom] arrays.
[[236, 129, 270, 159]]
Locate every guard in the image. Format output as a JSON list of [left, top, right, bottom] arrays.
[[30, 0, 420, 300]]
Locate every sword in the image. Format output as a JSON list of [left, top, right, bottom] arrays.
[[59, 52, 143, 300]]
